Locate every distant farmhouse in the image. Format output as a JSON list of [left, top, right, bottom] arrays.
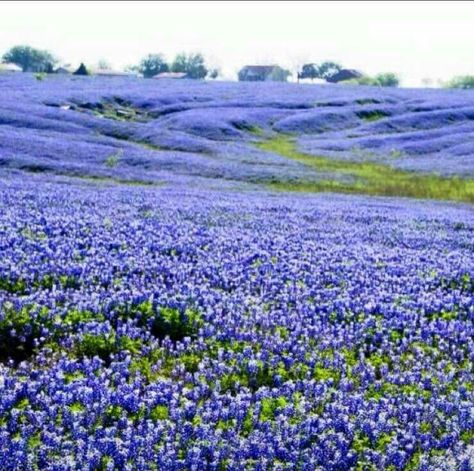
[[0, 62, 22, 73], [238, 65, 290, 82], [153, 72, 188, 79], [94, 69, 138, 78], [54, 65, 74, 74], [326, 69, 363, 83]]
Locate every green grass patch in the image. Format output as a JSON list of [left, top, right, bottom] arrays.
[[257, 136, 474, 203], [355, 110, 390, 121]]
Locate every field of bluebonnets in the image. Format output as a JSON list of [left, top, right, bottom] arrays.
[[0, 74, 473, 470]]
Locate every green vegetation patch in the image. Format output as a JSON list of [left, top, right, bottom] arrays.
[[355, 110, 390, 121], [258, 135, 474, 203]]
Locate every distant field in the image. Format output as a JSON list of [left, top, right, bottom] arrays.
[[0, 75, 473, 470], [0, 74, 473, 194]]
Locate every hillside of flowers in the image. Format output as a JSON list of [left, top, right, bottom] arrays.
[[0, 76, 473, 470], [1, 74, 474, 184]]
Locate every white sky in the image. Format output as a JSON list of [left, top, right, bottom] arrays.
[[0, 1, 472, 86]]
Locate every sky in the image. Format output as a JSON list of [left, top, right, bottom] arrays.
[[0, 1, 472, 86]]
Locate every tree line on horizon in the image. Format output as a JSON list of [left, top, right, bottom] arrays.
[[1, 44, 473, 89]]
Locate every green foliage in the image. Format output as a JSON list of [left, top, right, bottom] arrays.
[[0, 303, 50, 361], [105, 150, 123, 168], [141, 304, 203, 341], [404, 450, 422, 471], [69, 401, 85, 413], [343, 76, 380, 86], [318, 61, 343, 80], [120, 336, 142, 355], [27, 432, 41, 450], [299, 61, 342, 80], [356, 110, 390, 121], [342, 73, 399, 87], [75, 333, 117, 361], [375, 72, 400, 87], [63, 309, 103, 326], [220, 372, 249, 393], [15, 398, 30, 410], [150, 405, 169, 421], [0, 276, 27, 294], [241, 407, 254, 436], [134, 53, 169, 78], [171, 52, 208, 79], [259, 396, 288, 422], [314, 365, 340, 383], [445, 75, 474, 90], [2, 45, 57, 72], [460, 429, 474, 443], [64, 371, 85, 384], [258, 135, 474, 203], [352, 431, 394, 455], [106, 405, 124, 422], [352, 432, 371, 453]]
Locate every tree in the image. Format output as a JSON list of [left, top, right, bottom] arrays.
[[375, 72, 399, 87], [73, 63, 89, 76], [298, 61, 343, 81], [97, 59, 112, 70], [135, 54, 169, 78], [2, 45, 57, 72], [316, 61, 343, 80], [171, 53, 207, 79], [208, 68, 220, 79], [298, 63, 318, 81], [445, 75, 474, 90]]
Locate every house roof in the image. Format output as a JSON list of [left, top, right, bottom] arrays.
[[0, 62, 22, 72], [93, 69, 137, 77], [153, 72, 188, 79], [54, 66, 74, 73]]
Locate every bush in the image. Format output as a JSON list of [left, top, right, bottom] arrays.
[[341, 76, 380, 86], [0, 304, 50, 362], [445, 75, 474, 90], [375, 72, 399, 87], [75, 333, 117, 361], [342, 73, 399, 87], [171, 53, 207, 79]]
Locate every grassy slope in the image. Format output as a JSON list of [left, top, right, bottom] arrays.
[[258, 136, 474, 203]]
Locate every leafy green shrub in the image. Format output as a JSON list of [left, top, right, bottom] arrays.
[[134, 302, 203, 341], [374, 72, 400, 87], [0, 304, 50, 362], [75, 333, 117, 362]]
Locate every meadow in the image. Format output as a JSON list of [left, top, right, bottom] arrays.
[[0, 74, 473, 470]]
